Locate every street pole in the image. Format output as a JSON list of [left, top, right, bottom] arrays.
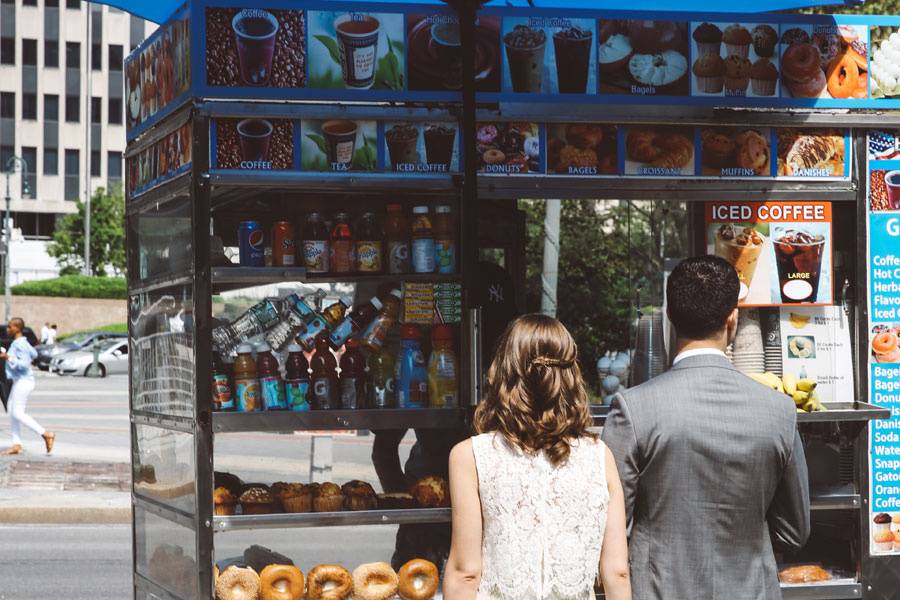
[[84, 6, 92, 276], [3, 156, 29, 323], [541, 199, 561, 318]]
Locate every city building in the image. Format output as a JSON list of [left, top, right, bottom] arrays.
[[0, 0, 151, 281]]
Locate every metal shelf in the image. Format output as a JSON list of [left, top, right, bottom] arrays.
[[810, 485, 861, 511], [213, 408, 466, 433], [210, 266, 461, 292], [213, 507, 451, 533], [592, 402, 888, 426]]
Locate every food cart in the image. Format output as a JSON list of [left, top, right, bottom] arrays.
[[123, 0, 900, 597]]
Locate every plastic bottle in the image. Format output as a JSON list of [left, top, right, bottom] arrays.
[[329, 296, 383, 350], [433, 205, 456, 274], [211, 352, 234, 411], [233, 344, 261, 412], [212, 299, 283, 354], [284, 343, 310, 412], [368, 346, 395, 409], [395, 324, 429, 409], [384, 204, 410, 275], [355, 212, 383, 273], [256, 342, 286, 410], [301, 212, 330, 274], [361, 289, 402, 351], [298, 296, 351, 352], [264, 291, 326, 351], [339, 339, 367, 410], [411, 206, 435, 274], [427, 325, 459, 408], [310, 333, 339, 410], [330, 211, 355, 274]]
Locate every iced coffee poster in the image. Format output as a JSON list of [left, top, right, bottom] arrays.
[[300, 120, 377, 172], [384, 122, 459, 173], [205, 8, 306, 88], [623, 126, 696, 177], [213, 118, 295, 170], [705, 202, 834, 306], [476, 122, 541, 174], [598, 20, 690, 97], [308, 11, 405, 91], [689, 22, 780, 99], [778, 306, 854, 403], [699, 127, 773, 177], [775, 128, 849, 178], [779, 24, 868, 101], [546, 123, 617, 176], [500, 17, 596, 95], [407, 14, 501, 93]]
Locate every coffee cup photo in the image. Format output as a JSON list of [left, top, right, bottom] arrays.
[[301, 119, 378, 172]]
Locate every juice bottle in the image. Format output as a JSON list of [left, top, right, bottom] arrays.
[[361, 289, 402, 351], [211, 352, 234, 411], [368, 346, 395, 409], [433, 205, 456, 274], [427, 325, 459, 408], [233, 344, 261, 412], [355, 212, 383, 273], [302, 212, 330, 274], [339, 339, 367, 410], [310, 333, 338, 410], [329, 296, 383, 350], [384, 204, 410, 274], [411, 206, 435, 273], [284, 343, 310, 412], [256, 342, 286, 411], [330, 211, 355, 273], [395, 324, 429, 409], [298, 296, 350, 352]]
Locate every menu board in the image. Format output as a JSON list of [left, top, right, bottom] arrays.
[[867, 130, 900, 555], [127, 121, 193, 199], [778, 306, 854, 403], [705, 201, 834, 307]]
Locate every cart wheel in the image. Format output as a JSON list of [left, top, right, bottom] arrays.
[[85, 364, 107, 378]]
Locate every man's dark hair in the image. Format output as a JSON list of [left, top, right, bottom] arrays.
[[667, 256, 740, 340], [10, 317, 24, 331]]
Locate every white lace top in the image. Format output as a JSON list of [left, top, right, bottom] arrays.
[[471, 432, 609, 600]]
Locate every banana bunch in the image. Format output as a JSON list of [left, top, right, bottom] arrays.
[[749, 372, 826, 413]]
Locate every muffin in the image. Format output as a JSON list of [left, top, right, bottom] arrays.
[[275, 483, 312, 513], [214, 471, 243, 496], [313, 482, 344, 512], [411, 476, 450, 508], [724, 55, 751, 96], [892, 513, 900, 534], [752, 25, 777, 58], [893, 531, 900, 552], [875, 529, 895, 552], [377, 493, 417, 510], [692, 54, 725, 94], [213, 486, 237, 516], [692, 22, 723, 57], [239, 486, 279, 515], [270, 481, 291, 506], [874, 512, 892, 534], [701, 129, 736, 168], [723, 25, 752, 58], [750, 58, 778, 96], [342, 480, 377, 511]]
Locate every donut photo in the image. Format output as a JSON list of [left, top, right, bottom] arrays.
[[871, 26, 900, 99], [776, 128, 846, 177], [779, 23, 868, 100], [598, 20, 690, 97], [546, 123, 617, 176], [691, 22, 780, 98], [624, 126, 696, 176], [700, 127, 772, 177], [476, 122, 541, 174], [871, 324, 900, 363]]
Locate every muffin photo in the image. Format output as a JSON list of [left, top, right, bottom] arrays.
[[313, 482, 344, 512], [751, 58, 778, 96], [691, 21, 780, 98], [692, 22, 723, 57], [752, 25, 778, 58], [723, 24, 752, 58], [724, 55, 752, 96], [874, 528, 894, 552], [693, 54, 725, 93], [874, 512, 892, 534]]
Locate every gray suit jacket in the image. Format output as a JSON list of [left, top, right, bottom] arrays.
[[601, 354, 810, 600]]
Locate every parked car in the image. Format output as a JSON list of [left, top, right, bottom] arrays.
[[50, 338, 130, 377], [35, 330, 127, 371]]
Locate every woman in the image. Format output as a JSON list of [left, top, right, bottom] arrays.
[[444, 314, 631, 600], [1, 318, 54, 455]]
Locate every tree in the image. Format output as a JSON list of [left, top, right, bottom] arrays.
[[48, 185, 126, 277]]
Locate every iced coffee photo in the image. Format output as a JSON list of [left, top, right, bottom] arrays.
[[772, 226, 827, 304], [384, 122, 459, 172], [714, 223, 765, 302], [502, 17, 597, 95]]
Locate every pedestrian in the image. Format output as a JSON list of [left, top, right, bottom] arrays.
[[444, 314, 631, 600], [40, 322, 50, 344], [47, 324, 58, 345], [0, 318, 55, 455], [602, 255, 810, 599]]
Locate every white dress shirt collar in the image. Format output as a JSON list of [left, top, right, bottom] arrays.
[[672, 347, 727, 366]]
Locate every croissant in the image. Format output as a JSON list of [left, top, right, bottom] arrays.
[[651, 134, 694, 169], [626, 130, 661, 163], [785, 134, 843, 174]]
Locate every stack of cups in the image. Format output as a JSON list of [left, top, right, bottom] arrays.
[[760, 308, 784, 377], [632, 312, 668, 385], [731, 308, 766, 375]]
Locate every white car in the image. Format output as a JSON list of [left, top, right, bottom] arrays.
[[49, 339, 130, 377]]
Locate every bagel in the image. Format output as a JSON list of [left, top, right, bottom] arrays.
[[351, 562, 399, 600], [782, 43, 822, 83], [873, 332, 898, 354], [852, 72, 868, 99], [398, 559, 439, 600], [826, 53, 859, 99], [308, 564, 353, 600], [215, 565, 220, 584], [259, 564, 304, 600], [215, 566, 259, 600]]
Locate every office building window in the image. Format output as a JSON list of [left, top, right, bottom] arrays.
[[65, 94, 79, 123], [46, 0, 60, 6], [1, 0, 15, 5], [0, 93, 14, 119], [21, 147, 37, 198], [90, 149, 100, 177], [22, 39, 38, 66], [65, 42, 79, 69], [91, 43, 101, 70], [108, 45, 123, 71], [43, 147, 58, 175], [108, 97, 122, 125], [64, 149, 79, 200], [44, 94, 58, 121], [24, 0, 38, 6], [66, 0, 80, 8], [107, 151, 122, 186], [0, 38, 14, 65], [22, 94, 37, 120], [90, 96, 101, 123], [0, 146, 13, 168], [44, 40, 59, 68]]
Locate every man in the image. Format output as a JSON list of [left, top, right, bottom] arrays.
[[602, 256, 809, 599], [40, 322, 50, 345]]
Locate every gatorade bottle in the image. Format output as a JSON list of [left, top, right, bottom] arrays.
[[298, 296, 350, 352], [211, 352, 234, 411], [396, 325, 429, 409], [339, 339, 367, 410], [411, 206, 435, 273], [330, 212, 355, 273], [355, 212, 383, 273], [329, 296, 383, 350], [302, 212, 330, 274], [368, 346, 395, 409], [361, 289, 402, 351], [384, 204, 410, 275], [427, 325, 459, 408], [433, 205, 456, 274], [284, 343, 310, 412], [310, 333, 339, 410], [233, 344, 261, 412], [256, 342, 286, 411]]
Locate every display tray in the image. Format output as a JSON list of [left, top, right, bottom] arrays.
[[211, 266, 461, 292], [596, 582, 861, 599], [809, 485, 861, 511], [591, 403, 888, 426], [213, 408, 466, 433], [213, 507, 451, 533]]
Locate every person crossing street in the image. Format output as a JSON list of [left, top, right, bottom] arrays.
[[1, 318, 54, 455]]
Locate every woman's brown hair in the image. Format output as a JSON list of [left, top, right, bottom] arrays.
[[474, 313, 595, 466]]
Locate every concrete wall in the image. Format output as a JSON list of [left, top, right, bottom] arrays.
[[10, 296, 125, 337]]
